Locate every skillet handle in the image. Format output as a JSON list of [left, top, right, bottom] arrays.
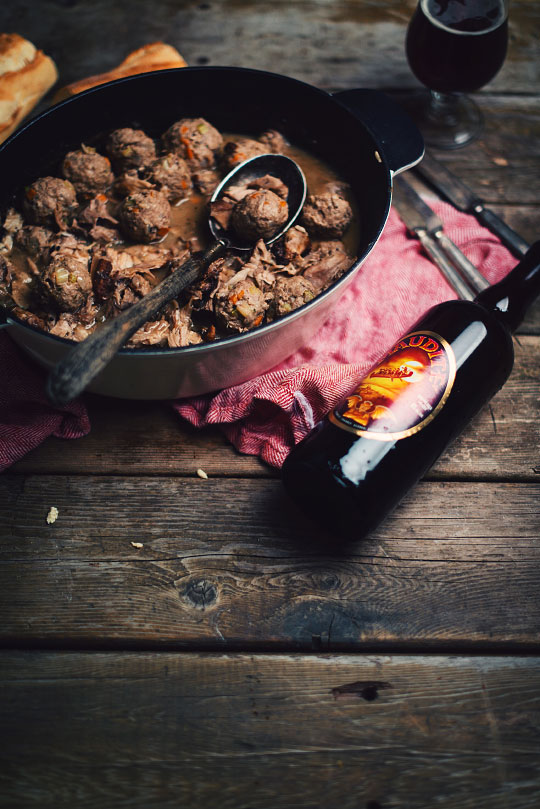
[[332, 89, 424, 176]]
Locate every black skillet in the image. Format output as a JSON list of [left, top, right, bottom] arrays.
[[0, 67, 424, 400]]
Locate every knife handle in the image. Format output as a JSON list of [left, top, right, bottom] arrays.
[[474, 205, 530, 258], [416, 229, 476, 301], [434, 231, 490, 292]]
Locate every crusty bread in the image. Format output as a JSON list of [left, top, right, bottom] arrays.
[[0, 33, 58, 144], [53, 42, 188, 102]]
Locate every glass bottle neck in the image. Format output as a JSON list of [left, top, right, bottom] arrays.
[[475, 241, 540, 332]]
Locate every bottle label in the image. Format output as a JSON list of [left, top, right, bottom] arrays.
[[329, 331, 456, 441]]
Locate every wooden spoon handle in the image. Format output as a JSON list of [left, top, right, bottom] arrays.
[[46, 241, 225, 406]]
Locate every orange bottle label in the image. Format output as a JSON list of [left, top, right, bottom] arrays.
[[329, 331, 456, 441]]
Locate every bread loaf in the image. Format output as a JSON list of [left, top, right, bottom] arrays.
[[53, 42, 188, 102], [0, 33, 58, 144]]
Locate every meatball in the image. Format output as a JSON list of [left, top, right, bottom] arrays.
[[145, 153, 191, 202], [118, 189, 171, 243], [61, 145, 113, 199], [221, 137, 267, 171], [14, 225, 55, 262], [41, 252, 92, 312], [105, 127, 156, 172], [161, 117, 222, 168], [258, 129, 289, 153], [214, 278, 268, 332], [231, 190, 289, 242], [273, 275, 316, 317], [23, 177, 78, 229], [301, 192, 353, 238]]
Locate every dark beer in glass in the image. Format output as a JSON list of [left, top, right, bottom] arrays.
[[406, 0, 508, 93], [404, 0, 509, 148]]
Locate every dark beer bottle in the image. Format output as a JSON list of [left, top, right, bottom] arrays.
[[282, 241, 540, 539]]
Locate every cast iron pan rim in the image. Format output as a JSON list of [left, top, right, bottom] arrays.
[[0, 65, 380, 142], [1, 64, 389, 355]]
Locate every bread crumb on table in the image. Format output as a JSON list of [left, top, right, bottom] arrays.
[[130, 541, 144, 549], [46, 506, 59, 524], [196, 468, 209, 479]]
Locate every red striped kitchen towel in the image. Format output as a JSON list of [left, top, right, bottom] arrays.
[[173, 200, 516, 466], [0, 201, 516, 471]]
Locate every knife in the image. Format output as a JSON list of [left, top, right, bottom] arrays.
[[414, 151, 530, 258], [393, 176, 490, 294], [392, 178, 476, 300]]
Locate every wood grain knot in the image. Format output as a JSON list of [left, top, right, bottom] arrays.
[[319, 573, 340, 590], [331, 680, 393, 702], [182, 578, 218, 609]]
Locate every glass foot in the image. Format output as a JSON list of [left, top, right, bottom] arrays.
[[405, 90, 484, 150]]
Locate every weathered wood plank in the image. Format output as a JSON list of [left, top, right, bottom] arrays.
[[489, 206, 539, 257], [11, 335, 539, 478], [3, 0, 539, 95], [412, 95, 540, 206], [1, 477, 539, 648], [1, 651, 539, 809]]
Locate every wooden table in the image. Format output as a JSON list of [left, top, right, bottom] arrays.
[[1, 2, 539, 807]]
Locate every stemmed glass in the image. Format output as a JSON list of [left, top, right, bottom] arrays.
[[405, 0, 509, 149]]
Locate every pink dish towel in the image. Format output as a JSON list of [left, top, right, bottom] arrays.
[[0, 201, 516, 472]]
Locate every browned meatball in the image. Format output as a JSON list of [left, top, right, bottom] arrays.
[[23, 177, 78, 229], [258, 129, 289, 153], [61, 145, 114, 199], [105, 127, 156, 172], [161, 117, 222, 168], [214, 278, 268, 332], [14, 225, 55, 261], [118, 189, 171, 243], [301, 192, 353, 238], [145, 153, 191, 202], [231, 189, 289, 242], [41, 252, 92, 312], [273, 275, 316, 316], [221, 137, 267, 171]]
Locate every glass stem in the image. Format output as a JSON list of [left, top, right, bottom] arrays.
[[427, 91, 461, 126]]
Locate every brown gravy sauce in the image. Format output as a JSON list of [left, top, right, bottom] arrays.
[[163, 137, 359, 258]]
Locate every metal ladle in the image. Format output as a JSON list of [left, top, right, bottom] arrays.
[[45, 154, 306, 406]]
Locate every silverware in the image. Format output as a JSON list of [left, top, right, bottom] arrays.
[[392, 178, 476, 300], [414, 151, 529, 258], [393, 177, 490, 294]]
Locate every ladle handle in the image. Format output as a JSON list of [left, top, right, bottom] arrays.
[[46, 241, 225, 406]]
